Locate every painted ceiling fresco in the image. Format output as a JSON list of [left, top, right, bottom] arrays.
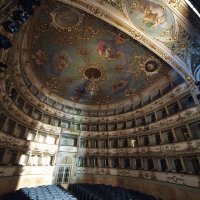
[[30, 0, 175, 105], [126, 0, 176, 41]]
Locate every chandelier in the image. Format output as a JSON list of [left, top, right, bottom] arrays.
[[85, 76, 99, 96]]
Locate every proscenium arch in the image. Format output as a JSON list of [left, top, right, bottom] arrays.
[[58, 0, 196, 87]]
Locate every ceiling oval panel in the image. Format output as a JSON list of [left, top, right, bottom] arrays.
[[126, 0, 177, 41], [28, 0, 176, 105]]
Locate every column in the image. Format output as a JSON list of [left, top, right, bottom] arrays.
[[97, 156, 100, 167], [15, 151, 21, 164], [189, 90, 200, 105], [86, 157, 90, 167], [165, 106, 169, 116], [137, 136, 140, 146], [13, 122, 18, 137], [44, 133, 49, 144], [141, 157, 144, 170], [180, 156, 187, 172], [186, 124, 193, 139], [23, 127, 28, 140], [34, 130, 39, 142], [171, 128, 177, 142], [152, 157, 156, 170], [77, 135, 81, 149], [159, 131, 163, 144], [27, 152, 32, 166], [177, 99, 183, 111], [1, 116, 8, 132], [14, 93, 19, 104], [154, 111, 158, 121], [1, 148, 8, 164], [165, 156, 170, 171], [132, 158, 136, 170]]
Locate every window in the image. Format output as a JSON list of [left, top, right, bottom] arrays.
[[42, 114, 51, 124], [167, 102, 180, 115], [124, 158, 130, 168], [37, 133, 45, 143], [144, 136, 150, 146], [4, 119, 16, 135], [147, 159, 154, 170], [109, 139, 118, 148], [179, 95, 195, 109], [27, 129, 36, 141], [155, 134, 161, 145], [156, 108, 167, 120], [60, 134, 77, 146], [189, 121, 200, 139], [16, 124, 26, 138], [160, 159, 167, 171], [32, 155, 39, 166], [0, 113, 6, 130], [90, 125, 97, 131], [46, 135, 56, 144], [136, 159, 142, 170], [151, 90, 161, 101], [174, 159, 183, 172], [19, 154, 29, 165], [167, 131, 175, 143], [174, 126, 189, 141], [16, 97, 24, 109], [32, 109, 42, 120], [52, 118, 60, 126], [80, 139, 87, 148], [131, 139, 137, 147], [191, 158, 200, 174], [56, 166, 71, 184], [0, 149, 5, 164], [9, 88, 17, 101], [162, 83, 172, 94], [7, 151, 17, 165], [108, 123, 116, 131], [111, 158, 119, 168], [24, 104, 33, 115]]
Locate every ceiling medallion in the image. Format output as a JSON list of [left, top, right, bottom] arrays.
[[50, 6, 84, 31], [79, 63, 106, 81], [140, 57, 161, 76]]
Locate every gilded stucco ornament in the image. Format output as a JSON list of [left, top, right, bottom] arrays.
[[140, 57, 161, 76]]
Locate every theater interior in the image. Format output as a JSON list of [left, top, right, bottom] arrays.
[[0, 0, 200, 200]]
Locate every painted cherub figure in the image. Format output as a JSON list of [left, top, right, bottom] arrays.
[[143, 5, 165, 28]]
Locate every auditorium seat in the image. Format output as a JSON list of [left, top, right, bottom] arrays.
[[70, 183, 157, 200], [1, 185, 77, 200]]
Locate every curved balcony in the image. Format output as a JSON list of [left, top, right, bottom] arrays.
[[79, 139, 200, 156], [76, 167, 200, 188]]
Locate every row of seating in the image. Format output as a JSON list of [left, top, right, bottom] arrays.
[[1, 185, 77, 200], [70, 183, 157, 200]]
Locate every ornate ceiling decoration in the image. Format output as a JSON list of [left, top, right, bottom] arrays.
[[59, 0, 200, 88], [28, 0, 177, 105]]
